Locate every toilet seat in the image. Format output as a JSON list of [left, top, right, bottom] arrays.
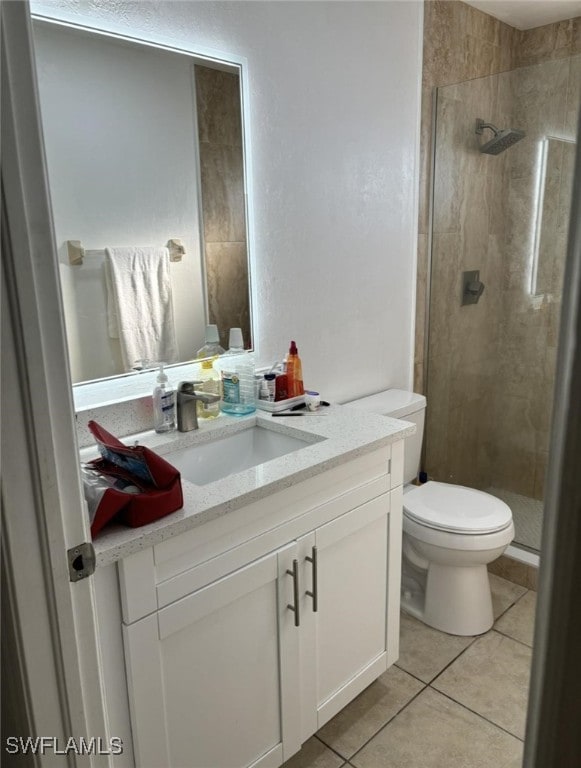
[[403, 481, 512, 535]]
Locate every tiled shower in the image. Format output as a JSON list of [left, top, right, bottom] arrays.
[[425, 52, 580, 551]]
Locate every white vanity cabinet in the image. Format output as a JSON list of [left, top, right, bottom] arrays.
[[123, 545, 298, 768], [111, 443, 404, 768]]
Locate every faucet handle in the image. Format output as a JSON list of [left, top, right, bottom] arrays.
[[178, 380, 203, 394]]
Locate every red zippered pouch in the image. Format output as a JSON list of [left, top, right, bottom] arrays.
[[85, 421, 183, 537]]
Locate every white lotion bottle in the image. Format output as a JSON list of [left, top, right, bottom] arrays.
[[153, 363, 176, 433]]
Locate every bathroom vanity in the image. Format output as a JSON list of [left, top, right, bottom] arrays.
[[88, 407, 413, 767]]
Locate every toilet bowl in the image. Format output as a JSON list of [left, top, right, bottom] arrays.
[[346, 390, 514, 636], [402, 481, 513, 635]]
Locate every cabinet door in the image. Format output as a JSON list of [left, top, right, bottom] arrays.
[[123, 545, 301, 768], [307, 493, 391, 728]]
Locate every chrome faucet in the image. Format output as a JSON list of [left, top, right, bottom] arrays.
[[177, 381, 221, 432]]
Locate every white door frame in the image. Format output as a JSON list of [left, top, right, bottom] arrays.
[[1, 2, 110, 765], [3, 1, 581, 765]]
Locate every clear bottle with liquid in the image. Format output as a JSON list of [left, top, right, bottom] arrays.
[[153, 364, 176, 433], [196, 360, 221, 419], [196, 325, 225, 420], [216, 328, 256, 415]]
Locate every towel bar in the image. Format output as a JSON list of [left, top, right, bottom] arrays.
[[66, 239, 185, 265]]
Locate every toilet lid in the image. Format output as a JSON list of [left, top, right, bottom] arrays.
[[403, 481, 513, 534]]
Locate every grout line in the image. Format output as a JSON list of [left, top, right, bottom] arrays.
[[430, 628, 533, 691], [345, 683, 428, 763], [394, 661, 429, 685], [422, 635, 481, 685], [430, 686, 525, 742], [489, 626, 534, 650], [313, 734, 350, 763]]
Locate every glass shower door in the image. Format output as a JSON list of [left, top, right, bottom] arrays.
[[425, 54, 580, 552]]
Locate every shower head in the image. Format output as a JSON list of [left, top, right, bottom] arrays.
[[475, 118, 525, 155]]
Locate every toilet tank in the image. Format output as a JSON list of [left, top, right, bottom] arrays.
[[345, 389, 426, 484]]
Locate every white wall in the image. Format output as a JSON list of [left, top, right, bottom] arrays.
[[31, 0, 423, 404], [34, 21, 206, 382]]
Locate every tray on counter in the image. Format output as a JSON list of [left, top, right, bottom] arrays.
[[256, 395, 305, 413]]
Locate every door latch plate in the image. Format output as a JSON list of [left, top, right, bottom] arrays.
[[67, 542, 96, 581]]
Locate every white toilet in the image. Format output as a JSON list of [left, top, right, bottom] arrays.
[[347, 389, 514, 636]]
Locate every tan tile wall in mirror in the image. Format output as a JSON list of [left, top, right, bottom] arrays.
[[195, 65, 251, 351]]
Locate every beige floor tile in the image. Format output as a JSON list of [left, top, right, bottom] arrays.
[[350, 687, 523, 768], [432, 630, 532, 739], [396, 612, 475, 683], [495, 590, 537, 647], [489, 573, 528, 619], [316, 666, 424, 759], [281, 736, 344, 768]]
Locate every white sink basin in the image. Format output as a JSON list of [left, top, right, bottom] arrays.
[[167, 424, 316, 485]]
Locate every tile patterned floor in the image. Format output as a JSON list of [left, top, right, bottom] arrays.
[[283, 574, 535, 768]]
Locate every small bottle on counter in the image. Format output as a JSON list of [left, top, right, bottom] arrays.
[[153, 364, 176, 433], [285, 341, 304, 398], [259, 379, 270, 401], [264, 373, 276, 402], [275, 373, 288, 402]]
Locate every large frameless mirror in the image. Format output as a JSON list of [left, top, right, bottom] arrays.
[[32, 17, 253, 403]]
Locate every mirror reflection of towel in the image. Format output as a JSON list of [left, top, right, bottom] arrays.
[[105, 246, 179, 371]]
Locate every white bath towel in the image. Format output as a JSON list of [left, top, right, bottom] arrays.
[[105, 246, 179, 371]]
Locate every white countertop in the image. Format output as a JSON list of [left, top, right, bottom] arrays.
[[86, 404, 415, 566]]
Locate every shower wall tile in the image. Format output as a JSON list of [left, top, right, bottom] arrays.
[[195, 66, 242, 148], [546, 300, 562, 348], [488, 555, 538, 591], [490, 396, 538, 497], [205, 241, 250, 350], [424, 351, 451, 477], [199, 143, 247, 244], [565, 55, 581, 143], [446, 401, 490, 488], [513, 24, 559, 68], [513, 17, 581, 69], [428, 233, 463, 360], [496, 324, 547, 401], [413, 362, 424, 397], [533, 451, 549, 500], [513, 57, 570, 133], [558, 139, 577, 233]]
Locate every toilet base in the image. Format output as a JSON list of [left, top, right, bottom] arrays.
[[401, 561, 494, 636]]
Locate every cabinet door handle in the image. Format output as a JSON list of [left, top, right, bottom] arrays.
[[305, 546, 318, 612], [286, 559, 300, 627]]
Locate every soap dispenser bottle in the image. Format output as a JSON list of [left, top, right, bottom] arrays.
[[153, 364, 176, 433]]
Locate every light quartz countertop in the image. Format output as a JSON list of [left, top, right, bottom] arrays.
[[84, 404, 415, 566]]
